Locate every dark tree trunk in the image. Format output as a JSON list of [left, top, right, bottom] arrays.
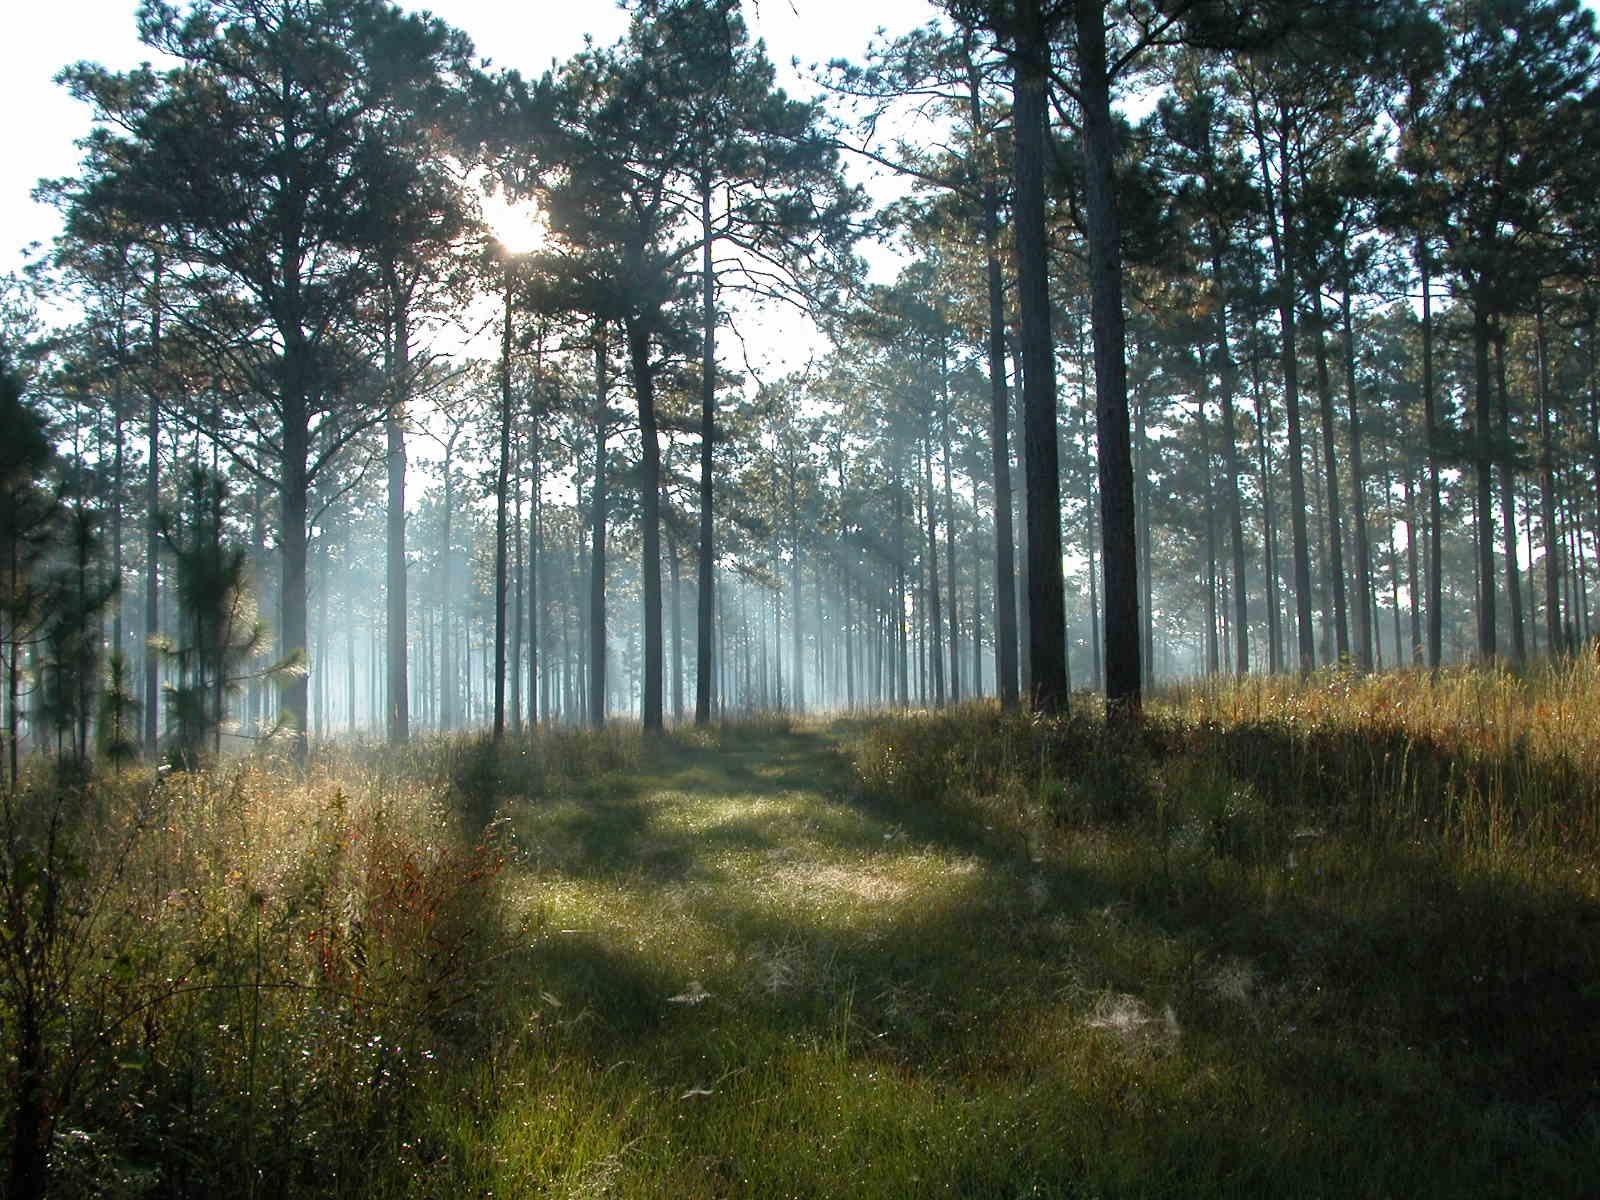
[[1340, 280, 1374, 671], [1419, 241, 1444, 668], [1075, 0, 1137, 714], [1250, 353, 1284, 673], [1258, 105, 1316, 673], [696, 177, 717, 725], [1311, 291, 1350, 662], [493, 271, 513, 740], [1198, 390, 1220, 676], [280, 340, 311, 759], [111, 377, 125, 658], [970, 49, 1019, 709], [1210, 249, 1249, 675], [1494, 326, 1525, 663], [9, 1010, 48, 1200], [1403, 452, 1423, 663], [1010, 0, 1068, 712], [1536, 294, 1563, 652], [1473, 301, 1497, 660], [143, 257, 162, 754]]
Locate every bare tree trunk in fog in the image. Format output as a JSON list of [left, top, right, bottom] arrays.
[[590, 322, 610, 729]]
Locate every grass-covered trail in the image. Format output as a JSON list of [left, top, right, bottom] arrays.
[[408, 717, 1597, 1198]]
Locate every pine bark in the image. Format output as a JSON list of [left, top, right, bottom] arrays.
[[1075, 0, 1138, 714]]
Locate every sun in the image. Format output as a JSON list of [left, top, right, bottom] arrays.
[[482, 182, 547, 256]]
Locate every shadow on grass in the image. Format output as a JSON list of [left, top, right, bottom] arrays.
[[455, 720, 1600, 1197]]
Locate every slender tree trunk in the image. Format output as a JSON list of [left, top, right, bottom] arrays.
[[941, 359, 961, 703], [1311, 290, 1350, 662], [529, 411, 542, 726], [1493, 326, 1525, 664], [590, 323, 609, 729], [970, 49, 1019, 709], [670, 533, 683, 722], [511, 460, 524, 734], [696, 177, 717, 725], [1081, 405, 1103, 687], [385, 302, 410, 744], [626, 314, 665, 733], [844, 565, 856, 709], [1210, 250, 1249, 675], [143, 257, 162, 755], [1340, 279, 1374, 671], [280, 346, 311, 759], [1250, 354, 1283, 674], [493, 268, 513, 740], [440, 442, 455, 730], [894, 461, 908, 707], [1403, 453, 1423, 663], [1419, 240, 1444, 668], [111, 381, 125, 659], [1257, 104, 1316, 673], [1473, 300, 1497, 659], [1013, 338, 1032, 700], [1536, 294, 1562, 652], [1198, 389, 1220, 675], [923, 428, 944, 706], [789, 459, 806, 714]]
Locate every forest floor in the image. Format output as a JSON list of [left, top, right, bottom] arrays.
[[11, 671, 1600, 1197], [402, 710, 1598, 1198]]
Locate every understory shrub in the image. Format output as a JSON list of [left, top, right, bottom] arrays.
[[1, 751, 514, 1199]]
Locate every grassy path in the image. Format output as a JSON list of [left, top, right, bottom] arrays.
[[410, 722, 1596, 1199]]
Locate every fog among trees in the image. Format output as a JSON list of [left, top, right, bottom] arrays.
[[5, 0, 1600, 771]]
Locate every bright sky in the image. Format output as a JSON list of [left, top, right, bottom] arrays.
[[1, 0, 942, 278]]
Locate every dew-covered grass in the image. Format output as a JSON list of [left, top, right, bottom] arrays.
[[7, 667, 1600, 1196]]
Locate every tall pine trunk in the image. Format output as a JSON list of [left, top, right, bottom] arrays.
[[143, 256, 162, 754], [1311, 291, 1350, 662], [695, 177, 717, 725], [590, 323, 609, 728], [1536, 294, 1563, 652], [1340, 279, 1374, 671], [1012, 0, 1068, 712], [1257, 103, 1316, 673], [493, 270, 513, 740], [626, 314, 665, 733], [1210, 248, 1249, 675], [385, 301, 409, 744], [1493, 327, 1525, 663], [1472, 301, 1497, 660], [970, 47, 1019, 709], [1075, 0, 1137, 714]]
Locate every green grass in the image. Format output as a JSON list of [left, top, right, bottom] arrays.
[[7, 676, 1600, 1197], [413, 714, 1595, 1198]]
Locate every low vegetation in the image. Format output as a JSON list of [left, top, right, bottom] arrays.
[[4, 665, 1598, 1197]]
